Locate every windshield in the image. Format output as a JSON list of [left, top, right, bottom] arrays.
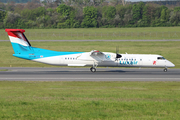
[[157, 57, 166, 60]]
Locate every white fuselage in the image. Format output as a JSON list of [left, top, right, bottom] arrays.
[[33, 52, 175, 68]]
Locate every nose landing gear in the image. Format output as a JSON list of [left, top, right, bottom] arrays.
[[163, 68, 167, 72]]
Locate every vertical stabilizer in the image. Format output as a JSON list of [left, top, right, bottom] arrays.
[[5, 29, 33, 54]]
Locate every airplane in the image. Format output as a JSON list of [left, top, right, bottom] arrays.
[[5, 29, 175, 72]]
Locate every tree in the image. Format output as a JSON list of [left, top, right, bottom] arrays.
[[161, 9, 166, 22], [141, 5, 149, 27], [132, 4, 141, 24], [24, 1, 41, 10], [0, 10, 6, 28], [56, 4, 72, 17], [138, 2, 145, 20], [3, 12, 21, 28], [102, 6, 116, 19], [6, 1, 15, 11], [92, 0, 106, 6], [169, 11, 180, 26], [81, 6, 97, 28], [123, 9, 133, 26], [116, 5, 126, 19], [21, 7, 46, 20], [56, 4, 76, 28], [0, 2, 6, 10], [160, 5, 168, 25], [174, 6, 180, 12]]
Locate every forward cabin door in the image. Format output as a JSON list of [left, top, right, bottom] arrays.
[[60, 56, 64, 65], [139, 58, 143, 66]]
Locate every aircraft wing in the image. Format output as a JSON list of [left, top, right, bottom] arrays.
[[90, 50, 108, 62], [78, 50, 111, 62]]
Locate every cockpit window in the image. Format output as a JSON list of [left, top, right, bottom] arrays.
[[157, 57, 166, 60]]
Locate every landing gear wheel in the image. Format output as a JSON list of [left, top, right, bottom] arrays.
[[164, 68, 167, 72], [90, 67, 96, 73]]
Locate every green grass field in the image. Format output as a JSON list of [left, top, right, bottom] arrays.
[[1, 27, 180, 40], [0, 41, 179, 68], [1, 27, 180, 119], [0, 81, 180, 119]]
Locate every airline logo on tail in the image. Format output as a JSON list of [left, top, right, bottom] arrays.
[[5, 29, 31, 46], [5, 29, 33, 55]]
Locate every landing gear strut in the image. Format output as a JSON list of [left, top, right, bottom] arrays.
[[90, 61, 98, 73], [163, 68, 167, 72], [90, 67, 96, 72]]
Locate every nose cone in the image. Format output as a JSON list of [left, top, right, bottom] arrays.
[[166, 60, 175, 67]]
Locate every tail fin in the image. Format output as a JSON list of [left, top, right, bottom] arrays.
[[5, 29, 33, 54]]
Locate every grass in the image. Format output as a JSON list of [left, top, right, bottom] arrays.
[[1, 27, 180, 40], [0, 69, 8, 71], [1, 27, 180, 120], [0, 81, 180, 119], [0, 41, 179, 68]]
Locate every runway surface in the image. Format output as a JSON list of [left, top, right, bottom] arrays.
[[0, 67, 180, 81]]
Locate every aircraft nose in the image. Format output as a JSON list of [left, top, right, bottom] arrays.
[[171, 63, 175, 67], [166, 60, 175, 67]]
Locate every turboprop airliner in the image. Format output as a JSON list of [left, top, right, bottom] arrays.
[[5, 29, 175, 72]]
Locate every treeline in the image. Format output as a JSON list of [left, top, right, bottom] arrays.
[[1, 1, 180, 29]]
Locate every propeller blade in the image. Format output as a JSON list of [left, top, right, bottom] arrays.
[[115, 46, 122, 61], [116, 46, 119, 54]]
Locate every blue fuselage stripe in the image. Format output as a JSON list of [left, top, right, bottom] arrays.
[[11, 42, 84, 60]]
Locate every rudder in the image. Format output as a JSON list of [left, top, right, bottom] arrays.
[[5, 29, 33, 54]]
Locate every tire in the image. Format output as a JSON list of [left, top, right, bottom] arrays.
[[90, 67, 96, 72], [164, 68, 167, 72]]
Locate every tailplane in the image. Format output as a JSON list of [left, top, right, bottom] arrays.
[[5, 29, 33, 54]]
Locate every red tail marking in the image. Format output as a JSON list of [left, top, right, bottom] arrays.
[[5, 29, 27, 42]]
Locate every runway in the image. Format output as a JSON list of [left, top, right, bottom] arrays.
[[0, 67, 180, 81]]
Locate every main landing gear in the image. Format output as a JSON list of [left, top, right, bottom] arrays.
[[90, 62, 98, 73], [90, 67, 96, 72], [163, 68, 167, 72]]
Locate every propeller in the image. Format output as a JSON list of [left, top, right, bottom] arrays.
[[115, 46, 122, 61]]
